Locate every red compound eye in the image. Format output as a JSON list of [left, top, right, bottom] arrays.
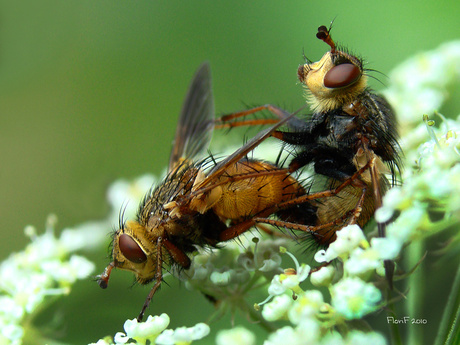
[[119, 234, 147, 263], [324, 63, 361, 88]]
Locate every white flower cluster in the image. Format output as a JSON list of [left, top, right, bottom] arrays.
[[0, 173, 158, 345], [376, 116, 460, 246], [265, 327, 386, 345], [216, 326, 256, 345], [170, 224, 387, 344], [250, 226, 384, 344], [216, 319, 387, 345], [0, 215, 95, 345], [90, 314, 209, 345], [184, 235, 288, 305], [314, 224, 398, 278], [383, 40, 460, 129]]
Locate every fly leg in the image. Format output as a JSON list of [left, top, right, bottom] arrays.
[[215, 104, 307, 130], [219, 158, 374, 242], [137, 237, 164, 322]]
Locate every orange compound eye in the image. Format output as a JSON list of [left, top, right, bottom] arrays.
[[119, 234, 147, 263], [324, 63, 361, 88]]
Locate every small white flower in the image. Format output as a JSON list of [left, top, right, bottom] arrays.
[[344, 247, 380, 276], [113, 331, 129, 344], [210, 271, 232, 285], [264, 319, 321, 345], [259, 250, 311, 307], [320, 331, 345, 345], [91, 338, 115, 345], [374, 206, 394, 224], [24, 225, 37, 239], [155, 322, 210, 344], [370, 237, 401, 261], [329, 225, 367, 256], [40, 256, 95, 284], [320, 330, 387, 345], [267, 274, 290, 296], [258, 255, 282, 272], [343, 330, 388, 345], [287, 290, 325, 325], [22, 228, 63, 262], [234, 237, 286, 273], [263, 326, 299, 345], [376, 186, 411, 219], [283, 249, 311, 282], [60, 221, 109, 252], [68, 255, 97, 279], [188, 265, 209, 281], [0, 296, 24, 321], [331, 277, 381, 319], [237, 252, 256, 271], [184, 252, 214, 283], [216, 326, 256, 345], [386, 205, 428, 242], [314, 249, 328, 263], [122, 314, 170, 343], [310, 265, 335, 287], [262, 294, 293, 321], [266, 264, 310, 297], [254, 238, 286, 273], [1, 323, 24, 343], [314, 225, 367, 263]]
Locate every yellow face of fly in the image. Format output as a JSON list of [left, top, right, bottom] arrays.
[[111, 220, 162, 285], [297, 28, 368, 113]]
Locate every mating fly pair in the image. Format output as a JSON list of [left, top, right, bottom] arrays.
[[97, 63, 328, 321], [216, 25, 401, 281], [98, 24, 401, 321]]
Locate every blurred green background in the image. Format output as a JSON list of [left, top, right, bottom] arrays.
[[0, 1, 459, 344]]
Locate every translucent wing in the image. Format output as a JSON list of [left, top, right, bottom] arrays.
[[168, 62, 214, 171], [194, 110, 295, 191]]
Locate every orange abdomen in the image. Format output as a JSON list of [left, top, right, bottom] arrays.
[[212, 160, 305, 221]]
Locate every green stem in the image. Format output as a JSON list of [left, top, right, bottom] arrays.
[[386, 289, 403, 345], [406, 240, 424, 345], [243, 271, 265, 292], [434, 263, 460, 345]]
